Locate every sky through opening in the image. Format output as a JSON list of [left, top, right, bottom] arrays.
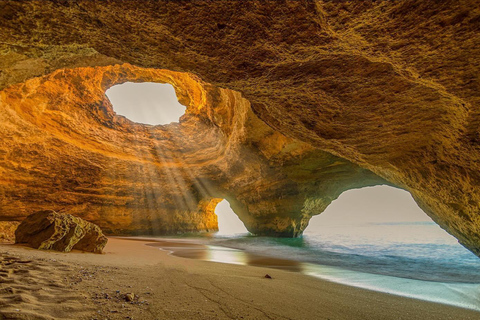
[[106, 82, 186, 125], [215, 200, 248, 235], [305, 185, 459, 245]]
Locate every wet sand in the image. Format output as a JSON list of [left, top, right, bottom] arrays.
[[1, 237, 479, 319], [145, 239, 304, 272]]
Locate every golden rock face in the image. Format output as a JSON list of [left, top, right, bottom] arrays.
[[0, 1, 479, 255], [0, 64, 383, 237]]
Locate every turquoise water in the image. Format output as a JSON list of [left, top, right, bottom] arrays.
[[302, 263, 480, 311], [163, 221, 480, 283], [207, 222, 480, 283]]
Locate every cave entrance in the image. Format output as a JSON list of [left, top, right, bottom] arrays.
[[105, 82, 186, 125], [214, 199, 248, 235], [306, 185, 435, 229], [303, 185, 480, 282]]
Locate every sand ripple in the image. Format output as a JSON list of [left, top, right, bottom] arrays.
[[0, 252, 93, 320]]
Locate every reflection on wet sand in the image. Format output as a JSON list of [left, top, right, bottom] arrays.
[[145, 241, 303, 272]]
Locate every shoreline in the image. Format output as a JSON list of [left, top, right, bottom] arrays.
[[1, 237, 479, 319], [121, 236, 480, 312]]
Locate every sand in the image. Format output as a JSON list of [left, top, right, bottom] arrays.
[[1, 238, 479, 320]]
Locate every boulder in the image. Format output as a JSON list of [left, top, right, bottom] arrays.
[[15, 210, 108, 253]]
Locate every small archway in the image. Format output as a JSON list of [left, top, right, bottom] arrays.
[[105, 82, 186, 125], [214, 199, 248, 235]]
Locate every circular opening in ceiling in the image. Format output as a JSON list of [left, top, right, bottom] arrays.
[[105, 82, 186, 125]]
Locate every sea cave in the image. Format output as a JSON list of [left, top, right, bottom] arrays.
[[0, 1, 479, 319]]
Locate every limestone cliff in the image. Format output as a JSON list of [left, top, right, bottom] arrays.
[[0, 1, 479, 255]]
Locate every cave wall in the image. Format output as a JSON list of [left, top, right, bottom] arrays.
[[0, 64, 384, 236], [0, 1, 479, 254]]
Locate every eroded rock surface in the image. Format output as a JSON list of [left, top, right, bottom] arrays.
[[15, 210, 108, 253], [0, 221, 19, 243], [0, 64, 384, 237], [0, 1, 479, 255]]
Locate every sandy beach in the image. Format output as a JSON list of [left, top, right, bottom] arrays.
[[1, 237, 479, 320]]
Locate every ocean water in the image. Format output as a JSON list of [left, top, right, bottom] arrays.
[[207, 222, 480, 283]]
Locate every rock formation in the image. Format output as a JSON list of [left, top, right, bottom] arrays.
[[0, 64, 384, 237], [0, 1, 479, 255], [15, 210, 108, 253]]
